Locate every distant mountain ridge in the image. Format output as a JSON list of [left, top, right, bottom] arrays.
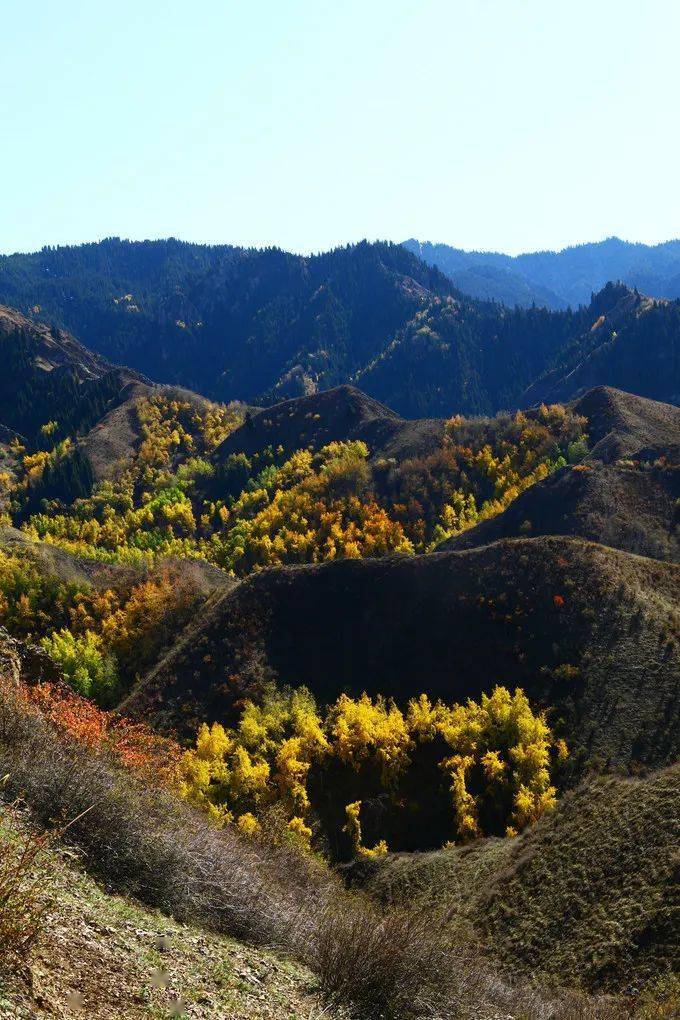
[[359, 282, 680, 415], [1, 240, 679, 417], [0, 238, 454, 405], [403, 236, 680, 308]]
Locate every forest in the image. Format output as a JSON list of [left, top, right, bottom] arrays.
[[0, 379, 593, 867], [2, 240, 680, 414]]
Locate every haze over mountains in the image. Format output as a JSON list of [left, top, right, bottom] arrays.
[[404, 236, 680, 308]]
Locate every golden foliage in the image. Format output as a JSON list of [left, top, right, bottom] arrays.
[[180, 685, 563, 857]]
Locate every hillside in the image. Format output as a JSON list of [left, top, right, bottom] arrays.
[[213, 384, 446, 465], [522, 290, 680, 407], [0, 304, 109, 379], [78, 382, 240, 483], [123, 536, 680, 780], [0, 239, 454, 405], [363, 765, 680, 993], [0, 304, 144, 446], [2, 243, 680, 418], [444, 388, 680, 562], [431, 262, 566, 309], [572, 385, 680, 460], [447, 457, 680, 562], [405, 236, 680, 308], [0, 523, 234, 598], [360, 283, 680, 417], [0, 625, 643, 1020], [0, 806, 327, 1020]]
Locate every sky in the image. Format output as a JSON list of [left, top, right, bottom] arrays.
[[2, 0, 680, 256]]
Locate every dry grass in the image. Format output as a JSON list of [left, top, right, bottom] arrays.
[[313, 903, 460, 1018], [0, 678, 333, 949], [0, 676, 644, 1019], [311, 896, 630, 1020]]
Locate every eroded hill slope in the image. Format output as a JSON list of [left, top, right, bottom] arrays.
[[124, 536, 680, 779], [363, 764, 680, 993]]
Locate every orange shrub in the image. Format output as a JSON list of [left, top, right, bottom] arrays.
[[19, 682, 180, 784]]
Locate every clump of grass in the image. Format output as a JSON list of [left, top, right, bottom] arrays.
[[311, 900, 472, 1018]]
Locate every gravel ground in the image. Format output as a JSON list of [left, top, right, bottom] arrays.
[[0, 819, 337, 1020]]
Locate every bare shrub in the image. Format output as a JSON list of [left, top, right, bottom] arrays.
[[0, 809, 48, 960], [0, 677, 334, 947], [0, 677, 635, 1020], [311, 899, 474, 1018]]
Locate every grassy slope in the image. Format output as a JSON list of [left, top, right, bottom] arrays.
[[444, 457, 680, 563], [446, 386, 680, 563], [365, 765, 680, 993], [0, 811, 329, 1020]]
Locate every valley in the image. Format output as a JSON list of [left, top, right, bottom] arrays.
[[0, 244, 678, 1019]]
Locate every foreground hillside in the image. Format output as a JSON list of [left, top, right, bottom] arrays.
[[363, 765, 680, 994], [0, 808, 326, 1020], [3, 627, 643, 1020]]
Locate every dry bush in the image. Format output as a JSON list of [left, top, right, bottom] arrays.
[[0, 676, 334, 947], [311, 896, 632, 1020], [0, 677, 636, 1020], [311, 900, 475, 1018], [0, 809, 48, 960]]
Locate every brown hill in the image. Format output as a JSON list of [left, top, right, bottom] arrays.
[[0, 525, 137, 589], [444, 457, 680, 562], [213, 385, 446, 465], [78, 381, 228, 482], [442, 388, 680, 562], [123, 536, 680, 778], [363, 764, 680, 993], [571, 385, 680, 462], [75, 380, 153, 480]]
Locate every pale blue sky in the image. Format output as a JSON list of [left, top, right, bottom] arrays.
[[2, 0, 679, 256]]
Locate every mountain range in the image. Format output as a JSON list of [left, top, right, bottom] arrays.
[[1, 239, 680, 415], [0, 239, 679, 1018], [403, 235, 680, 308]]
